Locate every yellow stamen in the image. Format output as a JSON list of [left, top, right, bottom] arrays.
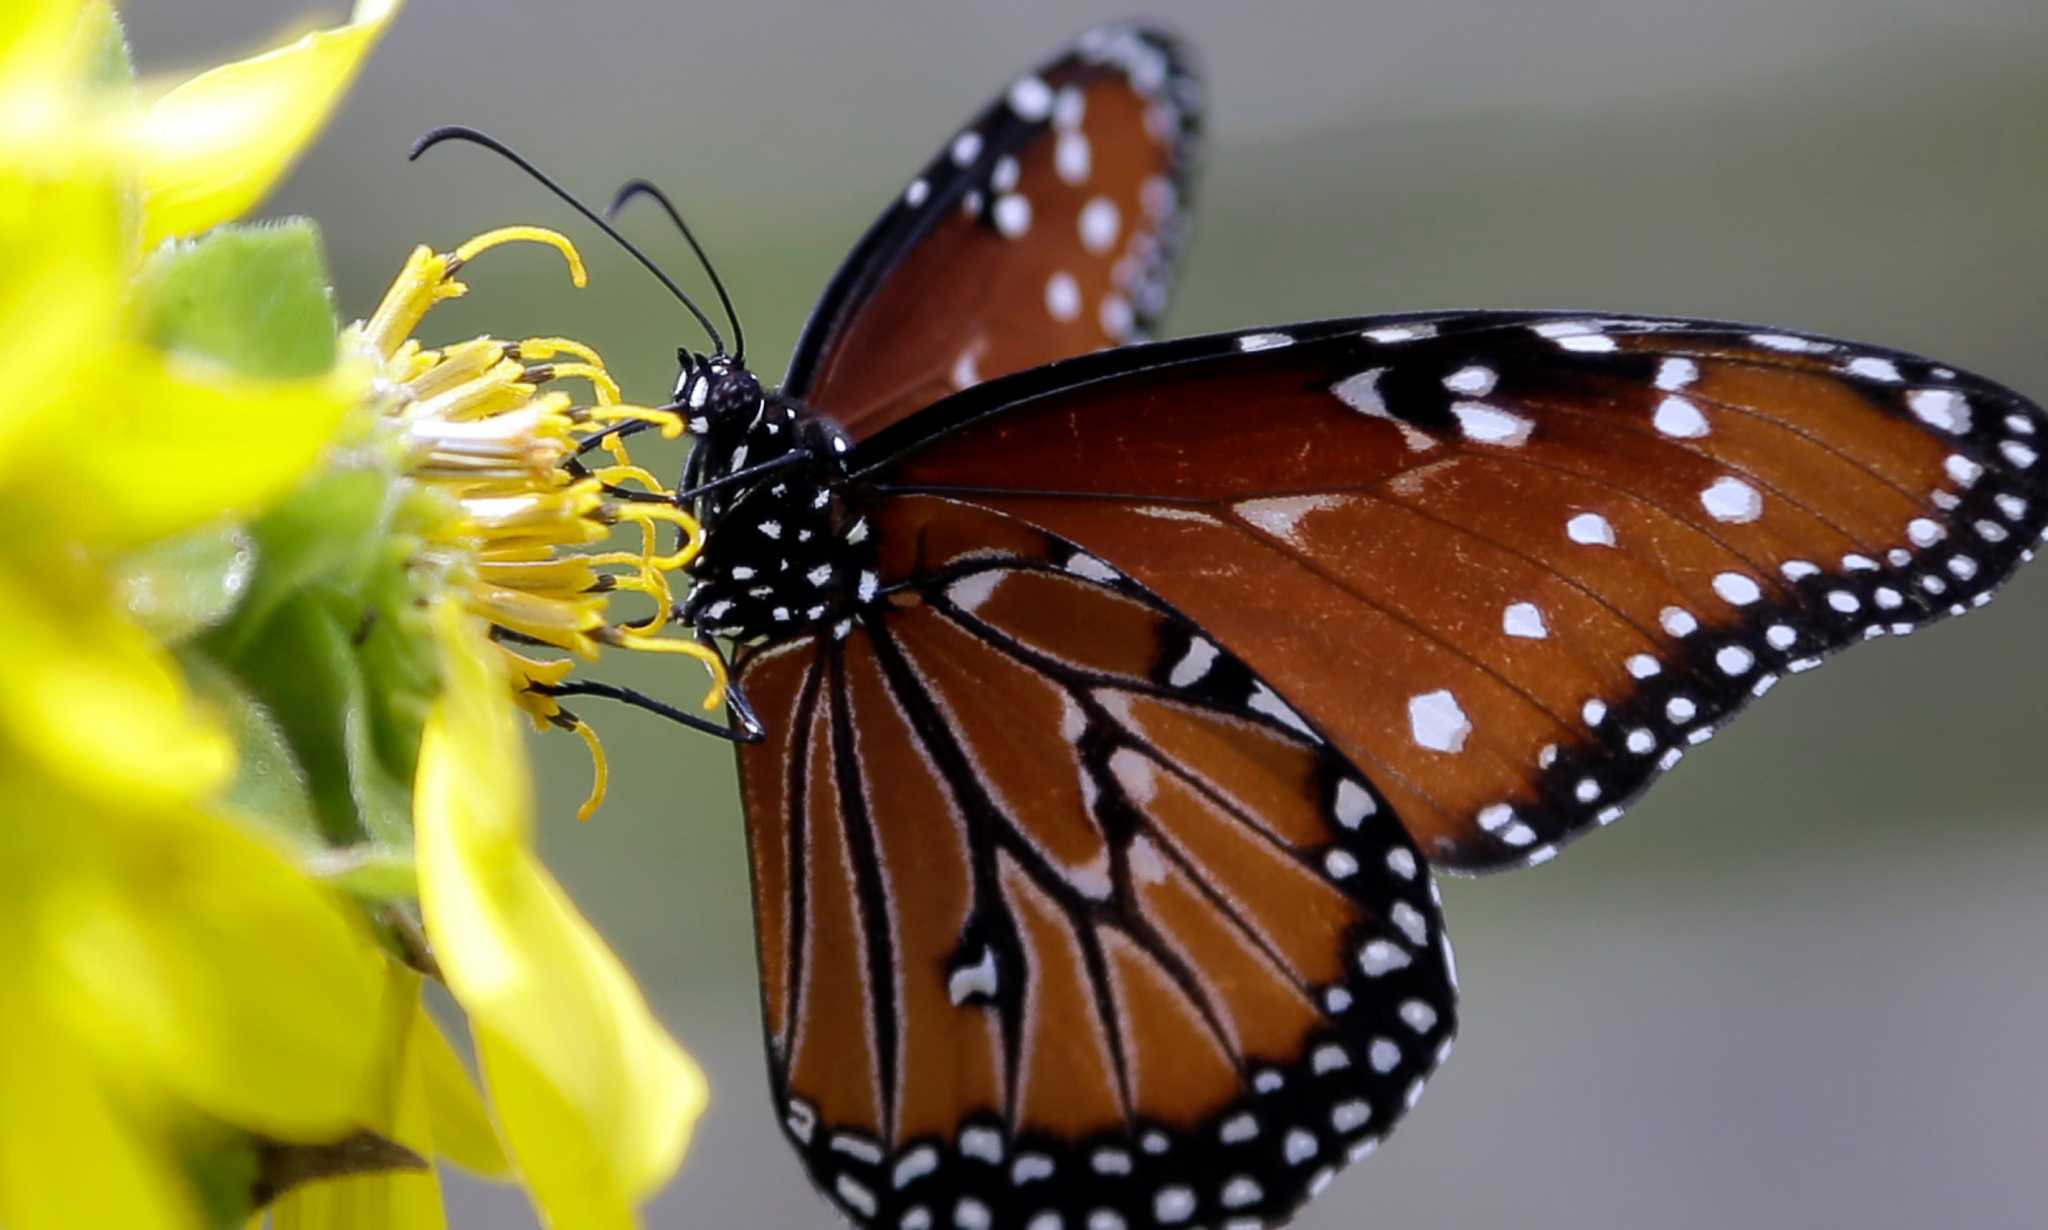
[[606, 630, 729, 711], [588, 403, 686, 437], [364, 224, 735, 824], [613, 503, 706, 570], [539, 362, 621, 406], [518, 336, 607, 367], [454, 226, 588, 287], [563, 717, 609, 822]]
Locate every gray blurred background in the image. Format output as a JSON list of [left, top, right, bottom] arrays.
[[134, 3, 2047, 1227]]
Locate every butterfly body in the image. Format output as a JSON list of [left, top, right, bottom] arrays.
[[641, 22, 2043, 1230], [677, 362, 871, 645]]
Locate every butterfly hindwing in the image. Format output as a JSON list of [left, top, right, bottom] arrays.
[[783, 22, 1201, 440], [855, 312, 2048, 873], [735, 496, 1457, 1230]]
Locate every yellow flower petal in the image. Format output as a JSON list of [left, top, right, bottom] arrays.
[[415, 601, 705, 1227], [413, 997, 512, 1179], [36, 800, 386, 1140], [270, 1172, 447, 1230], [0, 165, 124, 469], [0, 990, 203, 1230], [135, 0, 402, 246], [0, 562, 233, 807], [357, 962, 509, 1180], [35, 343, 362, 551]]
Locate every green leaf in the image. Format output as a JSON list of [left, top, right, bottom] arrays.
[[116, 522, 256, 644], [138, 219, 338, 380], [179, 652, 324, 850]]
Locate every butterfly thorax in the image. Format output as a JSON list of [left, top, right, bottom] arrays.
[[677, 360, 875, 645]]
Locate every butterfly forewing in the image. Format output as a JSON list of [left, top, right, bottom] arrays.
[[783, 23, 1201, 440], [734, 497, 1457, 1230], [856, 313, 2048, 872]]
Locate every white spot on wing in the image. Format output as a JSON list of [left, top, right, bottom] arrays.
[[1007, 74, 1053, 120], [1363, 323, 1436, 344], [1443, 365, 1498, 396], [1045, 271, 1081, 321], [1909, 388, 1971, 434], [1656, 357, 1699, 390], [947, 947, 999, 1005], [1452, 402, 1534, 446], [1712, 572, 1762, 605], [1249, 683, 1317, 739], [1078, 197, 1120, 254], [1331, 368, 1389, 416], [950, 347, 980, 390], [1064, 553, 1118, 583], [1407, 689, 1471, 753], [1236, 332, 1292, 352], [1169, 637, 1218, 687], [948, 571, 1005, 613], [1567, 512, 1617, 546], [1502, 601, 1548, 639], [1235, 494, 1345, 544], [992, 193, 1032, 238], [1752, 332, 1831, 353], [1654, 395, 1710, 438], [1108, 748, 1157, 806], [1701, 476, 1764, 523], [1056, 130, 1091, 183]]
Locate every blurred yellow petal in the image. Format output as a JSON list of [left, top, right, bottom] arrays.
[[36, 801, 385, 1140], [0, 0, 87, 87], [0, 990, 202, 1230], [415, 602, 704, 1228], [356, 962, 509, 1181], [271, 1172, 446, 1230], [413, 999, 511, 1179], [39, 343, 362, 551], [0, 166, 124, 469], [0, 563, 233, 807], [135, 0, 401, 246]]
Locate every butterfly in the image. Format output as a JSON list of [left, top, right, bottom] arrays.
[[423, 20, 2045, 1230]]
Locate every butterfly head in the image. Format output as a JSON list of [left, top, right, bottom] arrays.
[[674, 349, 764, 433]]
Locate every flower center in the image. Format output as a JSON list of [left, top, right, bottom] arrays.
[[348, 227, 725, 819]]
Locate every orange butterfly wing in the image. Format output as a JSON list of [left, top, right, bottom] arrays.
[[735, 497, 1457, 1229], [784, 24, 1200, 439], [862, 313, 2047, 871]]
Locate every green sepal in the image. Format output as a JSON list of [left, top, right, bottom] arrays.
[[211, 465, 394, 660], [78, 1, 134, 91], [138, 219, 338, 380], [213, 595, 414, 848], [116, 522, 256, 645], [177, 650, 324, 850], [305, 846, 419, 902]]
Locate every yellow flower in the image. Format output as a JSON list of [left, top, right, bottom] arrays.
[[0, 172, 387, 1222], [1, 3, 501, 1227], [5, 2, 713, 1226]]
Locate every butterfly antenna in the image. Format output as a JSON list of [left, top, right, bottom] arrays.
[[607, 178, 747, 365], [409, 125, 726, 355]]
